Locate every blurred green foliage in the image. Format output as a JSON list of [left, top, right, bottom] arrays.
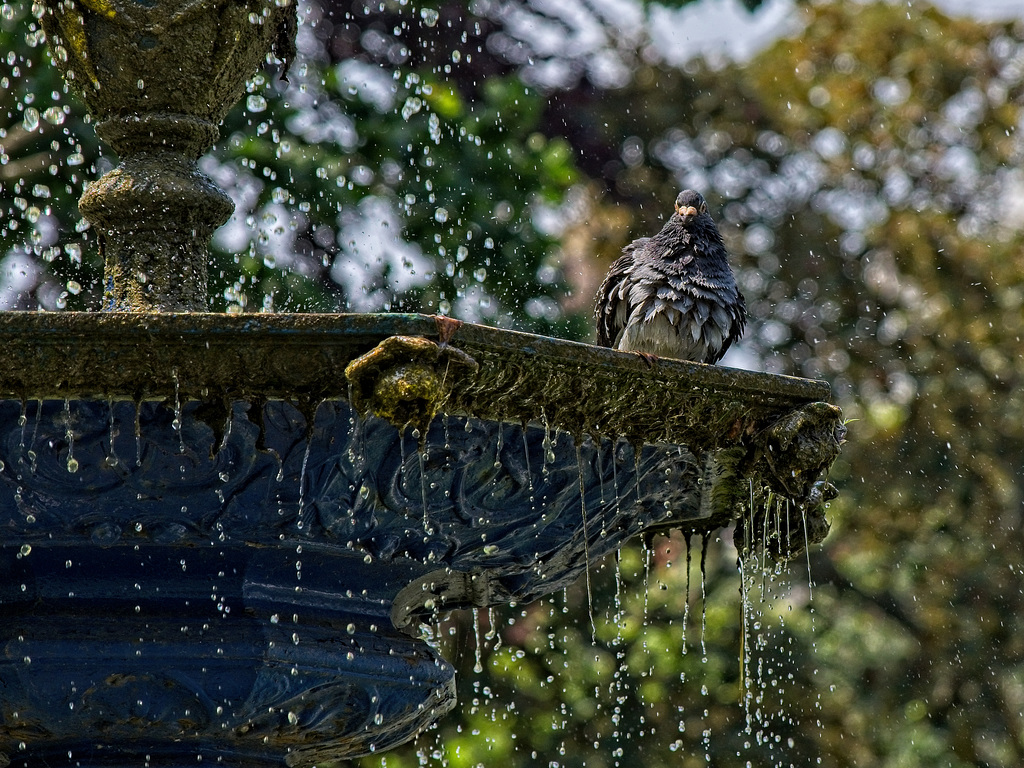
[[5, 0, 1024, 766]]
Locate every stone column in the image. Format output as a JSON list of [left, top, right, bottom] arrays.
[[39, 0, 296, 311]]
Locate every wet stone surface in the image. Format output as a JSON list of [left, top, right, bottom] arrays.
[[0, 312, 843, 766]]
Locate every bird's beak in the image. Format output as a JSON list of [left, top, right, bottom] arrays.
[[675, 203, 699, 220]]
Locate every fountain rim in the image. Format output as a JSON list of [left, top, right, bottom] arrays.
[[0, 310, 827, 393], [0, 310, 829, 447]]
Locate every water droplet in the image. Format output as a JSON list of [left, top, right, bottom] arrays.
[[22, 107, 39, 131], [420, 7, 438, 26], [42, 106, 64, 125], [401, 96, 422, 120], [247, 94, 267, 112]]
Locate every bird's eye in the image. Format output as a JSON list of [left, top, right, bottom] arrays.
[[699, 201, 707, 213]]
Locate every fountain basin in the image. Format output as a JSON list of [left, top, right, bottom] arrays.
[[0, 312, 841, 766]]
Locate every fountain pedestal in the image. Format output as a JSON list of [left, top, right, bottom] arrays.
[[38, 0, 295, 311]]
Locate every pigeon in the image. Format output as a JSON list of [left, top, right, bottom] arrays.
[[594, 189, 746, 364]]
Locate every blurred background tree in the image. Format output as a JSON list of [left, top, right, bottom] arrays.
[[5, 0, 1024, 765]]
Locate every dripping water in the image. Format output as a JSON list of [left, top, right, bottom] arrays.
[[697, 452, 716, 521], [295, 430, 314, 532], [134, 398, 143, 467], [416, 427, 430, 534], [641, 535, 652, 625], [699, 533, 710, 661], [739, 553, 753, 736], [760, 494, 771, 594], [485, 606, 500, 651], [219, 402, 234, 455], [472, 607, 484, 674], [398, 424, 408, 513], [344, 384, 363, 469], [802, 502, 815, 611], [171, 367, 184, 454], [493, 422, 503, 469], [63, 398, 78, 473], [540, 408, 554, 479], [785, 493, 792, 556], [104, 398, 121, 469], [574, 441, 596, 641], [633, 442, 643, 506], [681, 532, 692, 655], [17, 399, 26, 471], [611, 437, 620, 516], [28, 399, 42, 474], [613, 549, 624, 644], [520, 423, 533, 500]]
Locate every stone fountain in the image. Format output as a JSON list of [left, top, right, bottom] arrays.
[[0, 1, 844, 766]]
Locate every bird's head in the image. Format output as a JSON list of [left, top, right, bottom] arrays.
[[673, 189, 708, 225]]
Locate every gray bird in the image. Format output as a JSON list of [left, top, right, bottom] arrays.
[[595, 189, 746, 364]]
